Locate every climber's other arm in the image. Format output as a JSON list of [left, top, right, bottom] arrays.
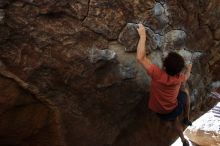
[[136, 24, 152, 70], [184, 63, 192, 80]]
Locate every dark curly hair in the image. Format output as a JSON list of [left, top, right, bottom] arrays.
[[163, 52, 185, 76]]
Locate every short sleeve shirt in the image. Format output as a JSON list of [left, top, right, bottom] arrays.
[[147, 64, 186, 114]]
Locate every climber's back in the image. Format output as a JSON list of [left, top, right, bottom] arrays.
[[147, 63, 186, 114]]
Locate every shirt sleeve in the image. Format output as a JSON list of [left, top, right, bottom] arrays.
[[146, 64, 162, 79]]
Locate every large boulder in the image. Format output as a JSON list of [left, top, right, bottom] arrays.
[[184, 102, 220, 146], [0, 0, 219, 146], [82, 0, 127, 40]]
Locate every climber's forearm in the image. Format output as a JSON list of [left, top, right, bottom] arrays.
[[136, 24, 152, 70], [137, 36, 147, 61], [185, 63, 192, 80], [136, 35, 152, 69]]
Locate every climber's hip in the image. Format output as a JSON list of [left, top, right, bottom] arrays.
[[156, 91, 187, 121]]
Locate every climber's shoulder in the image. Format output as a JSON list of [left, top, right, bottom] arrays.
[[146, 63, 162, 79]]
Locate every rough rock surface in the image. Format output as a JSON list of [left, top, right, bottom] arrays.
[[185, 102, 220, 146], [0, 0, 219, 146]]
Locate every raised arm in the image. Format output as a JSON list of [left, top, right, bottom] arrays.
[[136, 24, 152, 70], [184, 63, 192, 80]]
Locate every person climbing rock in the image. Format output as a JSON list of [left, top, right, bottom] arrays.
[[136, 23, 192, 146]]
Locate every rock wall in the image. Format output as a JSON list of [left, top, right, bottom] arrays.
[[0, 0, 219, 146]]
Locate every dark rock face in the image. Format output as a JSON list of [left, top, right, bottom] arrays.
[[0, 0, 219, 146], [118, 23, 139, 52], [0, 70, 64, 146], [83, 0, 127, 40]]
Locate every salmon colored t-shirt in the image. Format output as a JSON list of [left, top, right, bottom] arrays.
[[147, 64, 186, 114]]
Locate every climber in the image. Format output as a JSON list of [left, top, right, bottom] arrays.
[[136, 24, 192, 146]]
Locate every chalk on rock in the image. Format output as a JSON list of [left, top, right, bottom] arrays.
[[89, 48, 116, 63]]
